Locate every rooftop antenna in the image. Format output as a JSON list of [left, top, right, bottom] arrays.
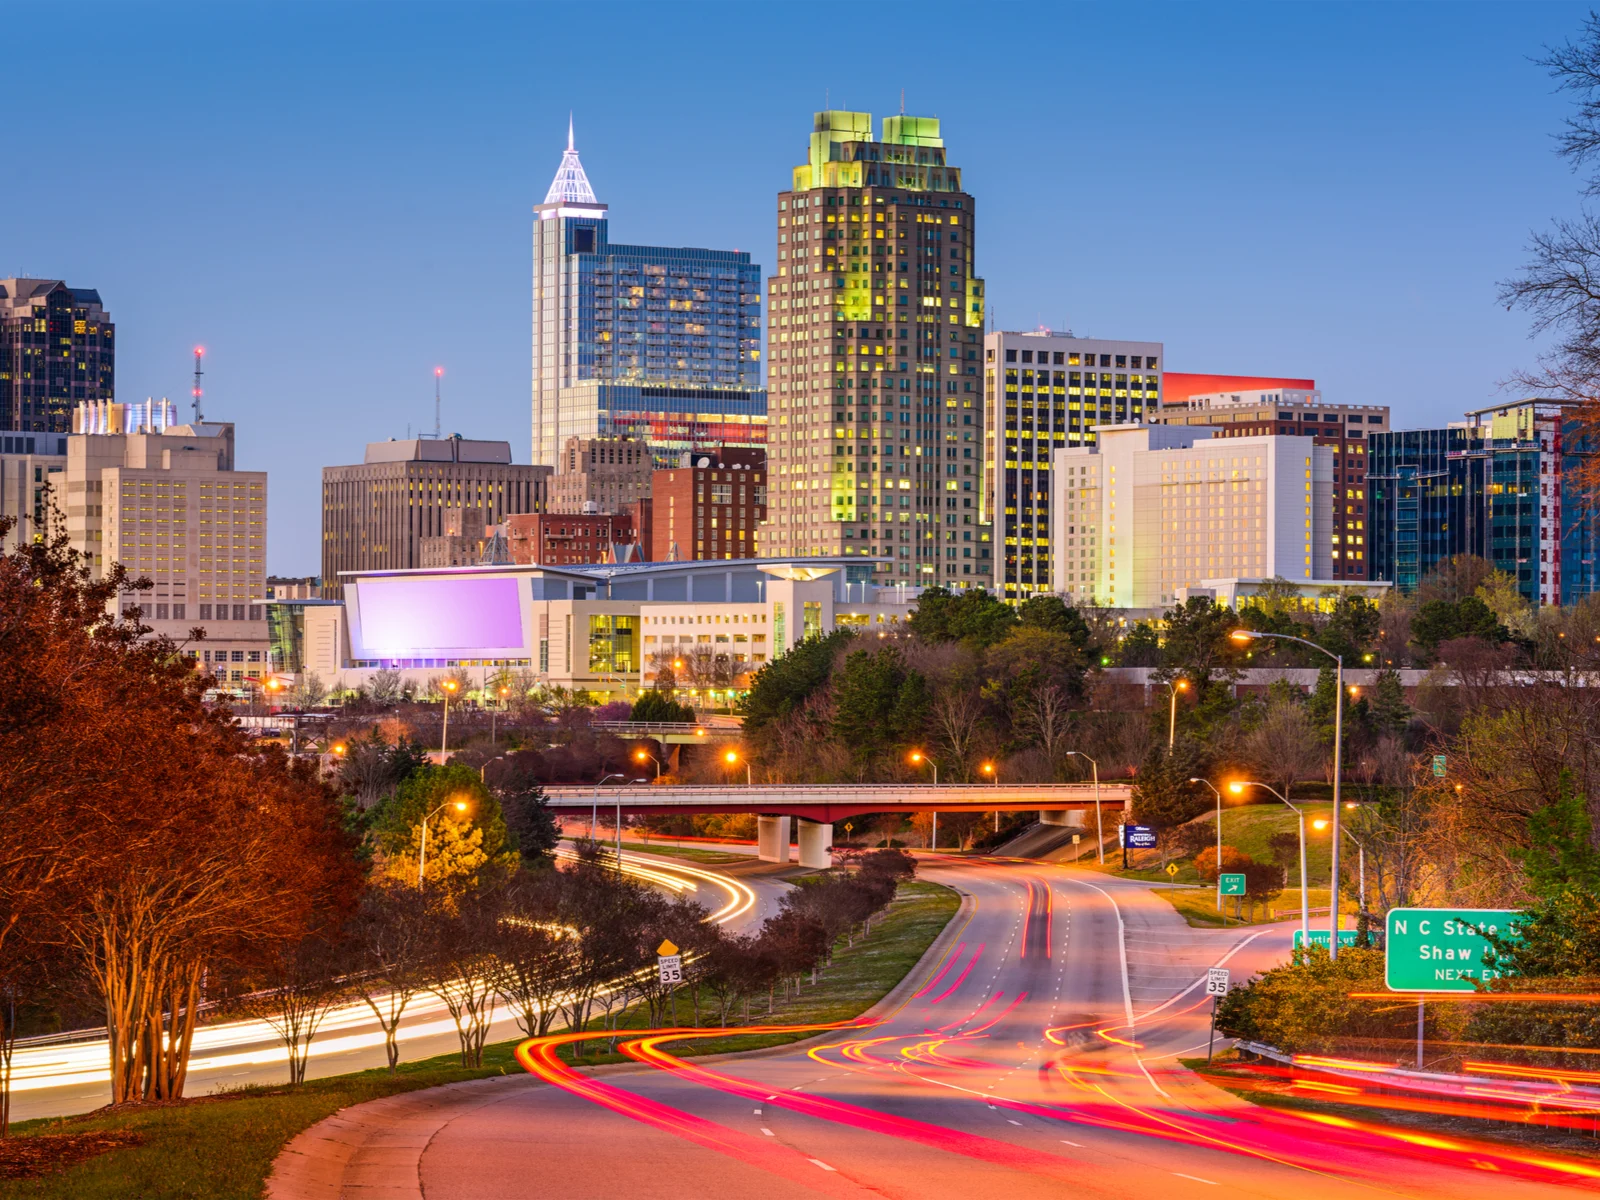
[[900, 88, 905, 114], [433, 367, 443, 439], [191, 346, 205, 422]]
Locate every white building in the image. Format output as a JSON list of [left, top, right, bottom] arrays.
[[1053, 424, 1367, 610], [983, 330, 1163, 600], [0, 430, 66, 552], [294, 557, 915, 705]]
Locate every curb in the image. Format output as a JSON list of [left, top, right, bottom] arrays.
[[265, 876, 972, 1198]]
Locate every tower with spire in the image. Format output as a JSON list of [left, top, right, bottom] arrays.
[[530, 118, 766, 475]]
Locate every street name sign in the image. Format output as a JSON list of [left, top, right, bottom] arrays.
[[1218, 873, 1246, 896], [1294, 929, 1360, 950], [1206, 968, 1230, 996], [1385, 908, 1520, 992]]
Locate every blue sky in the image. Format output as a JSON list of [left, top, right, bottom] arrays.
[[4, 1, 1591, 574]]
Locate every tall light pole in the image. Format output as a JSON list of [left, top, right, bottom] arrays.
[[910, 751, 938, 848], [1189, 777, 1224, 912], [1231, 629, 1348, 958], [418, 798, 469, 889], [439, 678, 459, 755], [635, 747, 662, 780], [981, 761, 998, 833], [592, 772, 625, 841], [1065, 750, 1103, 865], [1166, 678, 1189, 750], [492, 685, 509, 745], [723, 749, 751, 785], [1315, 814, 1367, 916], [1230, 780, 1309, 944]]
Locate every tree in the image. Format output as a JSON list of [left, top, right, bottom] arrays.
[[420, 888, 502, 1067], [1117, 622, 1162, 667], [906, 586, 1018, 648], [1518, 770, 1600, 898], [337, 729, 431, 811], [1477, 571, 1538, 640], [1015, 682, 1072, 771], [291, 671, 329, 709], [1243, 691, 1323, 801], [238, 929, 350, 1086], [349, 885, 431, 1072], [1410, 596, 1509, 658], [1195, 845, 1254, 884], [371, 763, 519, 892], [632, 691, 695, 723], [831, 648, 919, 768], [1215, 947, 1392, 1054], [1159, 597, 1241, 687], [1367, 669, 1412, 737], [930, 690, 984, 777], [368, 668, 404, 705], [739, 629, 853, 744], [1017, 595, 1091, 651], [1130, 740, 1209, 827]]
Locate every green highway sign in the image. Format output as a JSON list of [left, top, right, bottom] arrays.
[[1294, 929, 1360, 950], [1218, 873, 1246, 896], [1385, 908, 1520, 992], [1432, 755, 1447, 777]]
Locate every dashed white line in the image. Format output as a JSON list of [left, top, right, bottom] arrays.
[[761, 1128, 774, 1136], [1060, 1138, 1083, 1147], [1172, 1172, 1218, 1185], [1007, 1118, 1023, 1126], [810, 1158, 837, 1171]]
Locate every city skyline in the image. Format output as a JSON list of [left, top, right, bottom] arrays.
[[5, 2, 1590, 574]]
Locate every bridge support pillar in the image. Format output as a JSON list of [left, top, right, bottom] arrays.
[[796, 818, 833, 869], [1039, 810, 1077, 827], [757, 815, 791, 863]]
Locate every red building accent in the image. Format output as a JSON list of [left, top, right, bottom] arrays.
[[1162, 372, 1316, 404]]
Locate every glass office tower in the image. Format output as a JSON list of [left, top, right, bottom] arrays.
[[531, 124, 764, 468]]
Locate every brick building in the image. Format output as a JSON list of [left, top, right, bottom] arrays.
[[505, 511, 636, 566], [651, 447, 766, 562], [549, 435, 654, 513]]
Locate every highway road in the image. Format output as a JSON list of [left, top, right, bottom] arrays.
[[7, 848, 789, 1124], [414, 856, 1598, 1199]]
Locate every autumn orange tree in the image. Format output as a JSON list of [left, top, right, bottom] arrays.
[[0, 516, 361, 1114]]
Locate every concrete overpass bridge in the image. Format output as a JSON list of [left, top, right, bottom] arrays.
[[544, 782, 1133, 868]]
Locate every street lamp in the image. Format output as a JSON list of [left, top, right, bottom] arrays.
[[981, 761, 998, 833], [417, 798, 469, 889], [1230, 628, 1349, 959], [910, 750, 939, 849], [1166, 678, 1190, 749], [635, 747, 662, 780], [439, 679, 460, 755], [592, 772, 625, 841], [1313, 815, 1367, 915], [723, 749, 751, 785], [1189, 777, 1224, 912], [1229, 780, 1309, 943], [1065, 750, 1103, 865], [492, 685, 510, 745]]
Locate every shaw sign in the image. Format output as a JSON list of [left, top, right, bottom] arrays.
[[1384, 908, 1521, 992]]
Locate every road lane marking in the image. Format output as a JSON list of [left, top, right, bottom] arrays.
[[1061, 1139, 1083, 1147], [761, 1128, 774, 1136], [1172, 1172, 1218, 1185], [753, 1108, 762, 1114], [810, 1158, 837, 1171], [1007, 1119, 1023, 1126]]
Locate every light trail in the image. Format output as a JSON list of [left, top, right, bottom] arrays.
[[15, 848, 756, 1098]]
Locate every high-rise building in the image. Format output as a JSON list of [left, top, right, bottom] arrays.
[[531, 123, 765, 468], [984, 331, 1162, 599], [1152, 386, 1386, 581], [651, 448, 766, 563], [66, 400, 271, 685], [1053, 424, 1349, 610], [0, 429, 67, 551], [320, 436, 552, 601], [1367, 426, 1486, 595], [549, 435, 654, 513], [0, 279, 114, 433], [1369, 400, 1599, 606], [764, 111, 987, 588]]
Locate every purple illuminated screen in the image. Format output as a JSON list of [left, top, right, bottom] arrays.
[[353, 576, 526, 655]]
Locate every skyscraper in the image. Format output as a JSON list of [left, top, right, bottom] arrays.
[[531, 122, 764, 469], [764, 111, 986, 588], [984, 330, 1162, 599], [0, 279, 114, 433]]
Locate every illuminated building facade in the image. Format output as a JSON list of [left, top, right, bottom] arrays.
[[764, 111, 988, 587], [531, 124, 764, 468], [1153, 382, 1386, 581], [0, 278, 114, 433], [983, 331, 1162, 599]]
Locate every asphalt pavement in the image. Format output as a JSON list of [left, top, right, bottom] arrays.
[[407, 857, 1596, 1199]]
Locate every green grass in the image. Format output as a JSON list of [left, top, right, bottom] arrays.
[[0, 879, 959, 1200]]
